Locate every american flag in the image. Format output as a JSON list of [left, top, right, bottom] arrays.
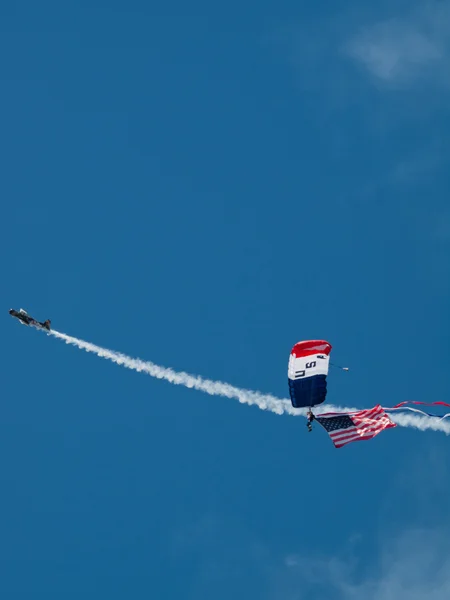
[[315, 405, 396, 448]]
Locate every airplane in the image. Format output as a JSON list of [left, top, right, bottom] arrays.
[[9, 308, 51, 331]]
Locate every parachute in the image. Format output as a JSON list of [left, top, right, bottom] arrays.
[[288, 340, 332, 408]]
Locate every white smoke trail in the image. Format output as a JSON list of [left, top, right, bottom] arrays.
[[388, 411, 450, 433], [49, 330, 297, 415], [47, 330, 450, 434]]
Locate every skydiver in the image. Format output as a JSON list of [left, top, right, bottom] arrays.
[[306, 409, 315, 432]]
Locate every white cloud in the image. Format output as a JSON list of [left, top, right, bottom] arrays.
[[274, 528, 450, 600], [273, 450, 450, 599], [345, 2, 450, 87], [343, 529, 450, 600], [169, 513, 450, 600]]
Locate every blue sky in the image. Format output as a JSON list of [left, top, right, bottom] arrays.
[[1, 1, 449, 598]]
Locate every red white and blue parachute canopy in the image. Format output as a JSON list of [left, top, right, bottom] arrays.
[[288, 340, 332, 409]]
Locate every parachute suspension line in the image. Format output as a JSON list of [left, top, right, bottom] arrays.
[[330, 362, 349, 371], [306, 407, 315, 432]]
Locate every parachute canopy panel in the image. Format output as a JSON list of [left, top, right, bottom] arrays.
[[288, 340, 332, 408]]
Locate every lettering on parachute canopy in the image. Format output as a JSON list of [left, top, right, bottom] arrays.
[[295, 361, 317, 378]]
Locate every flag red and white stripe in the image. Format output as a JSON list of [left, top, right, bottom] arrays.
[[315, 404, 396, 448]]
